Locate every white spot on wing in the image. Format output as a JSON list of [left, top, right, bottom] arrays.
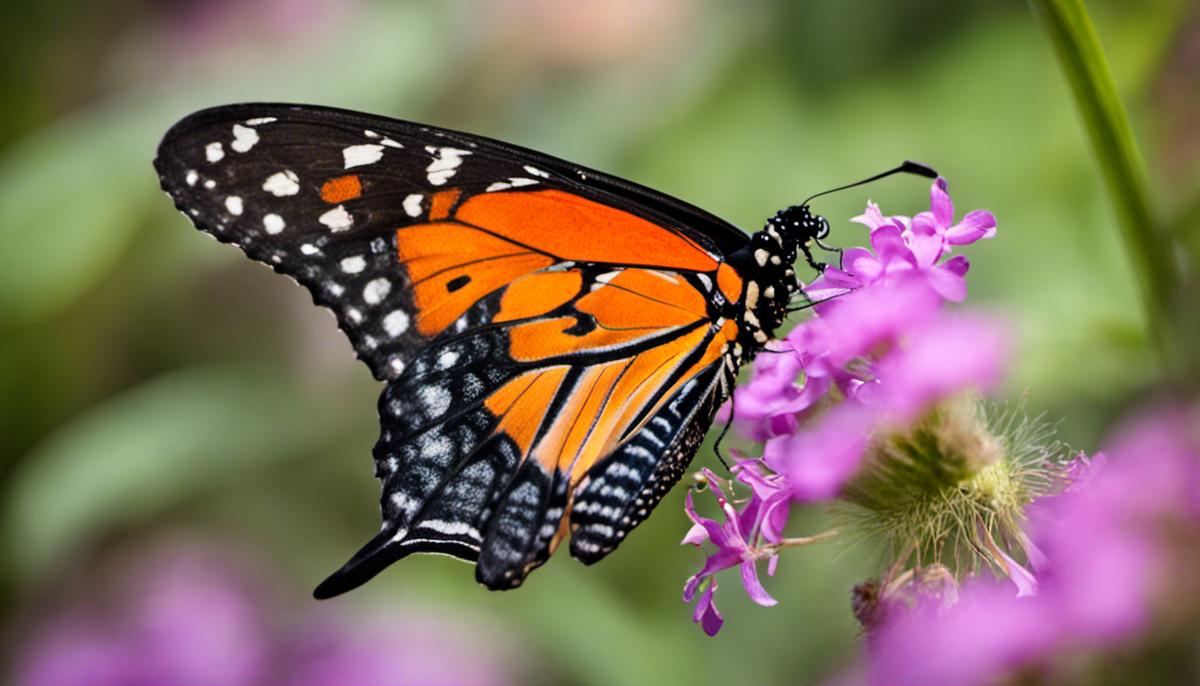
[[205, 142, 224, 163], [383, 310, 410, 336], [245, 117, 277, 125], [224, 196, 243, 215], [262, 170, 299, 196], [230, 124, 259, 153], [185, 170, 198, 186], [437, 350, 459, 369], [486, 177, 537, 192], [418, 385, 451, 416], [425, 147, 471, 186], [363, 277, 391, 305], [300, 243, 320, 256], [523, 165, 550, 178], [380, 138, 403, 149], [262, 213, 285, 234], [319, 205, 353, 232], [343, 144, 385, 169], [388, 356, 406, 376], [340, 255, 366, 274], [403, 194, 423, 217], [391, 491, 420, 514]]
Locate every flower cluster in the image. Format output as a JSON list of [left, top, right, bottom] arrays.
[[683, 178, 1011, 634], [851, 404, 1200, 686], [15, 542, 519, 686]]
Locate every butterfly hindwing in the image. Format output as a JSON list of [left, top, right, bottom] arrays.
[[570, 364, 722, 564], [156, 103, 752, 594], [315, 267, 737, 594]]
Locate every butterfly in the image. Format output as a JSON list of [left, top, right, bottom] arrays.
[[154, 103, 934, 597]]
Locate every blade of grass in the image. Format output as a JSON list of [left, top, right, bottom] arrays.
[[1029, 0, 1198, 386]]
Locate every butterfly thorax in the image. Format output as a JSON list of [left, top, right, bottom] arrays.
[[725, 204, 825, 357]]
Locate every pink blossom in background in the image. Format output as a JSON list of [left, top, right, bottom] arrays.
[[15, 542, 519, 686], [18, 548, 272, 686], [847, 404, 1200, 686]]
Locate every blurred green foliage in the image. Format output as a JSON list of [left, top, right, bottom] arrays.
[[1, 1, 1195, 684]]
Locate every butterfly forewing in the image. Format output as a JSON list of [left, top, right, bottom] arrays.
[[155, 104, 751, 595]]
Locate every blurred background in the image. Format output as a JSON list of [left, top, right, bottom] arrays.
[[1, 0, 1196, 684]]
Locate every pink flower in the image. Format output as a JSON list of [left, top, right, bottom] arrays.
[[806, 177, 991, 305], [912, 178, 997, 250], [765, 404, 872, 502], [15, 543, 519, 686], [848, 403, 1200, 685], [681, 467, 785, 635], [861, 580, 1059, 686], [757, 280, 1007, 500], [870, 312, 1008, 423], [727, 344, 819, 441], [696, 176, 1004, 636]]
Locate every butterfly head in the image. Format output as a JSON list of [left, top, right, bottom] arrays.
[[769, 204, 828, 241], [765, 203, 831, 273]]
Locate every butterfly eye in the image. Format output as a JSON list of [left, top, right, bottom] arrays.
[[816, 217, 830, 240]]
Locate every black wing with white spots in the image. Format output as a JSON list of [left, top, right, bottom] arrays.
[[155, 103, 755, 596]]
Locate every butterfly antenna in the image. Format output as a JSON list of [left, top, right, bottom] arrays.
[[800, 160, 938, 207]]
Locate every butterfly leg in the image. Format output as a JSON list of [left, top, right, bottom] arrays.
[[814, 238, 844, 270]]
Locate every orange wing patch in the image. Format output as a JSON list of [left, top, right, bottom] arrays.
[[320, 175, 362, 204], [716, 262, 743, 304], [428, 188, 462, 220], [456, 190, 719, 272], [561, 324, 714, 482], [495, 271, 584, 323], [485, 366, 572, 455], [391, 188, 728, 343], [396, 222, 553, 336], [507, 316, 663, 363], [577, 269, 708, 330]]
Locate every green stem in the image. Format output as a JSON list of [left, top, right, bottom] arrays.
[[760, 527, 842, 556], [1029, 0, 1197, 386]]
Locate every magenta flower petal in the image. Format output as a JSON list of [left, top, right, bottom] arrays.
[[740, 560, 778, 607], [851, 200, 890, 230], [868, 225, 915, 268], [694, 580, 724, 637], [907, 220, 945, 268], [946, 210, 997, 244], [868, 582, 1058, 686], [874, 314, 1007, 422], [924, 264, 968, 302], [681, 522, 709, 547], [941, 254, 970, 276], [767, 404, 872, 501], [977, 521, 1038, 597], [930, 177, 954, 226]]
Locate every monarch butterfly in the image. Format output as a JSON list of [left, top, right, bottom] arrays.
[[154, 104, 934, 597]]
